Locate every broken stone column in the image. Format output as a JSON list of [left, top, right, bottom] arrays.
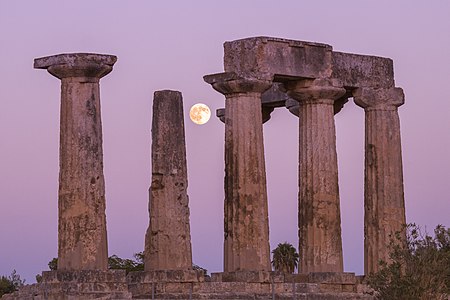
[[353, 87, 406, 275], [285, 79, 345, 273], [144, 90, 193, 271], [34, 53, 117, 270], [204, 72, 272, 272]]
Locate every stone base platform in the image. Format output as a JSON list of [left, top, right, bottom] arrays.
[[1, 270, 132, 300], [127, 270, 206, 299], [128, 271, 374, 299], [3, 271, 374, 299]]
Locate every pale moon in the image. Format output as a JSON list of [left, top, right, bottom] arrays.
[[189, 103, 211, 125]]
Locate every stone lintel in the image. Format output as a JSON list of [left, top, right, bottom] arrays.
[[228, 36, 332, 50], [34, 53, 117, 79], [353, 87, 405, 109], [127, 270, 205, 283], [224, 37, 333, 81], [331, 52, 394, 89], [221, 36, 395, 90]]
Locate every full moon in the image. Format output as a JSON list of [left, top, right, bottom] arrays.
[[189, 103, 211, 125]]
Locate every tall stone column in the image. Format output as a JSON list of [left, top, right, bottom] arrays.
[[144, 90, 193, 271], [285, 79, 345, 273], [34, 53, 117, 270], [353, 87, 406, 275], [204, 73, 272, 272]]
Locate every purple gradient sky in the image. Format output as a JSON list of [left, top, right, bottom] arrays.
[[1, 1, 449, 282]]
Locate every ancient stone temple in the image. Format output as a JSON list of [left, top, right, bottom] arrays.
[[205, 36, 406, 276], [4, 37, 406, 299]]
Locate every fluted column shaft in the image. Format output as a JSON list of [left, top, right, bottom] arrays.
[[144, 90, 193, 271], [205, 74, 272, 272], [354, 87, 406, 275], [34, 53, 117, 270], [285, 79, 345, 273]]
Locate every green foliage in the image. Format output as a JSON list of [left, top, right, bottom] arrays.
[[193, 264, 208, 276], [0, 270, 25, 297], [271, 242, 299, 274], [48, 257, 58, 271], [367, 224, 450, 300], [44, 252, 145, 275], [108, 252, 144, 274], [35, 274, 42, 283]]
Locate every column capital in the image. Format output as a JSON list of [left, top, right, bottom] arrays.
[[34, 53, 117, 80], [353, 87, 404, 110], [204, 72, 272, 96], [284, 78, 346, 104]]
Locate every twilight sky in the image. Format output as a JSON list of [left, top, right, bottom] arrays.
[[1, 1, 449, 282]]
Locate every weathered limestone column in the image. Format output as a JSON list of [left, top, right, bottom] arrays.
[[34, 53, 117, 270], [144, 90, 193, 271], [353, 87, 406, 275], [204, 73, 272, 272], [284, 79, 345, 273]]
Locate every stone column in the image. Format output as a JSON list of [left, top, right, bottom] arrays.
[[353, 87, 406, 275], [144, 90, 193, 271], [34, 53, 117, 270], [285, 79, 345, 273], [204, 72, 272, 272]]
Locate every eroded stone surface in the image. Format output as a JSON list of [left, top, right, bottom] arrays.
[[144, 90, 193, 271], [211, 37, 406, 277], [285, 79, 345, 273], [4, 271, 375, 299], [353, 87, 406, 274], [204, 72, 272, 272], [34, 53, 116, 271], [1, 270, 131, 299]]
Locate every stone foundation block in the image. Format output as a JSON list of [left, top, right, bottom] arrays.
[[211, 271, 285, 283], [2, 270, 131, 299], [127, 270, 204, 283], [308, 272, 357, 284]]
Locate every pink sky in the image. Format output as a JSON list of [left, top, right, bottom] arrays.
[[1, 1, 449, 282]]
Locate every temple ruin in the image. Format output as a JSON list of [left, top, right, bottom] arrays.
[[205, 37, 406, 276], [2, 36, 406, 299]]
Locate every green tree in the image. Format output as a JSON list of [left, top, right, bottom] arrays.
[[0, 270, 25, 297], [43, 252, 145, 275], [48, 257, 58, 271], [193, 264, 208, 277], [271, 242, 299, 273], [108, 252, 144, 274], [367, 224, 450, 300]]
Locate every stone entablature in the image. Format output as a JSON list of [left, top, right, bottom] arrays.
[[205, 36, 406, 275]]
